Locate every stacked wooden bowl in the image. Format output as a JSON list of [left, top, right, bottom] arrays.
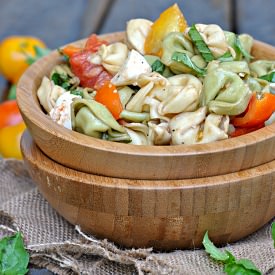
[[17, 33, 275, 250]]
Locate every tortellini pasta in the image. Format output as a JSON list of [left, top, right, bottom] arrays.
[[200, 67, 251, 115], [98, 42, 129, 75], [37, 76, 66, 113], [37, 14, 275, 147], [188, 24, 230, 58]]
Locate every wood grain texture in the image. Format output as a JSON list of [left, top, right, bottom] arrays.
[[16, 33, 275, 180], [21, 130, 275, 250]]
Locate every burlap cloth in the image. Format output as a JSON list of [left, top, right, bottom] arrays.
[[0, 159, 274, 275]]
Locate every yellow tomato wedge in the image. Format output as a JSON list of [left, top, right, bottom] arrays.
[[144, 3, 188, 56]]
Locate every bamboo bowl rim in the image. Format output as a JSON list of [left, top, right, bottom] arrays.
[[17, 33, 275, 158], [21, 130, 275, 189]]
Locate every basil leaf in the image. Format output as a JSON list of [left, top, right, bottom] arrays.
[[202, 231, 229, 262], [218, 51, 234, 62], [259, 71, 275, 83], [151, 59, 165, 74], [172, 52, 206, 76], [224, 259, 261, 275], [203, 232, 262, 275], [0, 232, 29, 275], [188, 24, 214, 62], [272, 222, 275, 248], [51, 72, 71, 90], [70, 89, 83, 97], [235, 36, 253, 60]]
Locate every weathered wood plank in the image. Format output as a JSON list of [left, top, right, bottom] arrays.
[[236, 0, 275, 45], [99, 0, 231, 33]]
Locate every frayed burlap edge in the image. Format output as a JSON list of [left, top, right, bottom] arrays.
[[28, 225, 176, 275]]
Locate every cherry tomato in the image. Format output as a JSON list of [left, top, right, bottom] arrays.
[[95, 82, 123, 120], [0, 100, 22, 128], [0, 36, 46, 83], [232, 92, 275, 128], [0, 121, 26, 159]]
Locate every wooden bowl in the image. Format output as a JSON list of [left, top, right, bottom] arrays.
[[17, 33, 275, 180], [21, 130, 275, 250]]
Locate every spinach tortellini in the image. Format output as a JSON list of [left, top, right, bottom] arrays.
[[200, 67, 251, 115]]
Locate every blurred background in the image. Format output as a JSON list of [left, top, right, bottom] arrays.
[[0, 0, 274, 94]]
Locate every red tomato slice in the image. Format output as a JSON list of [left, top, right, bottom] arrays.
[[85, 34, 108, 52], [70, 49, 112, 90]]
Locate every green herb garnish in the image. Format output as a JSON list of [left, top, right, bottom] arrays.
[[151, 59, 165, 74], [259, 71, 275, 83], [272, 222, 275, 248], [51, 72, 71, 90], [203, 231, 261, 275], [172, 52, 206, 76], [235, 36, 253, 60], [218, 52, 234, 62], [0, 232, 29, 275], [70, 89, 83, 97], [188, 24, 214, 62]]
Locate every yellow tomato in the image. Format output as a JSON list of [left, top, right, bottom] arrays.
[[144, 4, 188, 56], [0, 36, 46, 84], [0, 121, 26, 159]]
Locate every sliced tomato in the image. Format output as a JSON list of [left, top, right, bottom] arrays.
[[85, 34, 108, 52], [70, 49, 112, 90], [69, 34, 112, 90]]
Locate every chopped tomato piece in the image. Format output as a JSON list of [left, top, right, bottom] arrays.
[[230, 124, 264, 138], [95, 82, 123, 120], [144, 4, 187, 56], [69, 49, 112, 90], [232, 92, 275, 128], [61, 45, 82, 58], [85, 34, 108, 52]]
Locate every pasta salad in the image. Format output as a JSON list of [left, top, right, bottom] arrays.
[[37, 4, 275, 146]]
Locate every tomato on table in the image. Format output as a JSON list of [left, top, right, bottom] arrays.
[[0, 36, 46, 84], [0, 121, 26, 159], [0, 100, 22, 128]]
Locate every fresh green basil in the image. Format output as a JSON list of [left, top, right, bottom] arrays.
[[259, 71, 275, 83], [188, 24, 214, 62], [235, 36, 253, 60], [51, 72, 71, 90], [0, 232, 29, 275], [151, 59, 165, 74], [218, 51, 234, 62], [172, 52, 206, 76], [203, 231, 261, 275]]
